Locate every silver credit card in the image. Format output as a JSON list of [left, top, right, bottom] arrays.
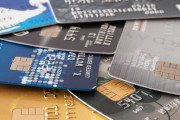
[[109, 20, 180, 95]]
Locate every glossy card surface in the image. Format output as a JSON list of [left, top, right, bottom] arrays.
[[49, 0, 180, 23], [1, 22, 125, 54], [109, 20, 180, 95], [0, 40, 100, 90], [0, 0, 56, 35], [0, 84, 107, 120], [70, 56, 180, 120]]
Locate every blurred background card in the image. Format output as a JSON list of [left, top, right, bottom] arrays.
[[0, 0, 56, 35]]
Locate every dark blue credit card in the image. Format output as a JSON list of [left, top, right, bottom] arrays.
[[0, 40, 100, 91], [0, 0, 56, 35]]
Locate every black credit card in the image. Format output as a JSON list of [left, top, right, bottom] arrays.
[[1, 22, 124, 54], [49, 0, 180, 23], [70, 56, 180, 120]]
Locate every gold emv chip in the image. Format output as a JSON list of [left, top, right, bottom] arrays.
[[39, 25, 62, 38], [10, 57, 33, 72], [155, 61, 180, 80], [12, 108, 44, 120], [97, 79, 135, 101]]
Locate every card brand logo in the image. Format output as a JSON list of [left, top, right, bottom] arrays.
[[132, 20, 147, 32]]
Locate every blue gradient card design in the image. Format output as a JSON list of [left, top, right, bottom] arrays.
[[0, 0, 56, 35], [0, 40, 100, 90]]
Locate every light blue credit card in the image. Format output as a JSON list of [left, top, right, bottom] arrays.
[[0, 0, 56, 35]]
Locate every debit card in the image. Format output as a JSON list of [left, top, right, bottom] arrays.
[[70, 55, 180, 120], [0, 40, 100, 90], [0, 0, 56, 35], [1, 22, 125, 54], [0, 84, 107, 120], [49, 0, 180, 23], [109, 20, 180, 95]]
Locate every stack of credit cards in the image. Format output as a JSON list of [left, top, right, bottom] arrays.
[[1, 0, 180, 120]]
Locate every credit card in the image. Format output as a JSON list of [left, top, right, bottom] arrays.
[[0, 84, 107, 120], [1, 22, 125, 54], [70, 56, 180, 120], [0, 0, 56, 35], [0, 40, 100, 90], [109, 20, 180, 95], [49, 0, 180, 23]]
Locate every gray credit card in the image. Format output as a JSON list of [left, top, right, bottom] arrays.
[[49, 0, 180, 23], [70, 55, 180, 120], [109, 20, 180, 95], [1, 22, 124, 54]]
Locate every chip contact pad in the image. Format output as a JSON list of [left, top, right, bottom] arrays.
[[155, 61, 180, 80], [97, 79, 135, 101], [10, 57, 33, 72]]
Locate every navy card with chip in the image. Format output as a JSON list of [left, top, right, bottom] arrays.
[[109, 20, 180, 95], [1, 22, 124, 54], [49, 0, 180, 23], [0, 40, 100, 91], [0, 0, 56, 35]]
